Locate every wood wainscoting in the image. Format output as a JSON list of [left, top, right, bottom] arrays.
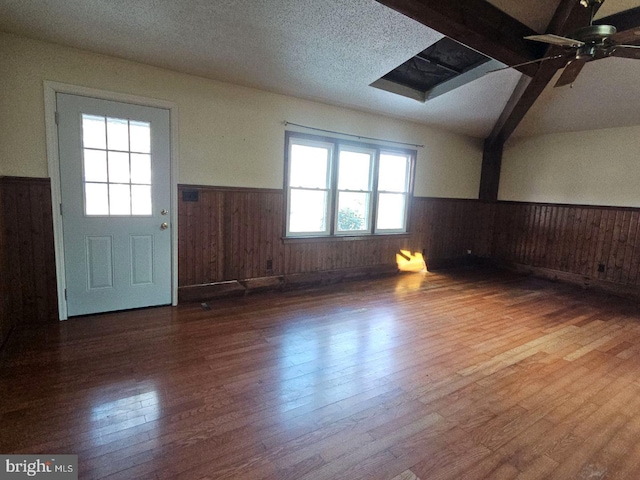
[[0, 179, 7, 348], [0, 178, 492, 347], [0, 177, 58, 347], [177, 185, 494, 300], [412, 197, 495, 269], [493, 202, 640, 296], [7, 177, 640, 346]]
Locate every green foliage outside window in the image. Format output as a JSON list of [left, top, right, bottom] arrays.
[[337, 207, 364, 231]]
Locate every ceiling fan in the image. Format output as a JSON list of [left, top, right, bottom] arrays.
[[500, 0, 640, 87]]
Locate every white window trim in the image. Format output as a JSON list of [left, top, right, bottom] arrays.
[[286, 137, 334, 237], [285, 132, 415, 238], [334, 144, 376, 235], [375, 151, 412, 234]]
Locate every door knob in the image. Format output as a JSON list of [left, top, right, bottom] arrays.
[[160, 222, 168, 230]]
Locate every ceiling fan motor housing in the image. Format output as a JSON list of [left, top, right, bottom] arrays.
[[571, 24, 617, 43]]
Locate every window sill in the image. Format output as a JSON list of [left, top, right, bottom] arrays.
[[282, 232, 411, 244]]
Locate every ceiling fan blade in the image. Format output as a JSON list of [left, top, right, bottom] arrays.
[[524, 34, 584, 48], [486, 54, 566, 74], [554, 58, 587, 87], [609, 28, 640, 45], [610, 45, 640, 59]]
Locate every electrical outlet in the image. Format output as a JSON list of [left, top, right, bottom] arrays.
[[598, 263, 605, 273], [466, 249, 472, 255]]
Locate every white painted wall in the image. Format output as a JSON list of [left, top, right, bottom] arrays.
[[500, 126, 640, 208], [0, 32, 482, 198]]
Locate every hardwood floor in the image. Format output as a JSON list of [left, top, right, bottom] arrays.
[[3, 268, 640, 479]]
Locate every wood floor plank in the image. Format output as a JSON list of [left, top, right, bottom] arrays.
[[3, 268, 640, 479]]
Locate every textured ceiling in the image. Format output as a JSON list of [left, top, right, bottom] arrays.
[[486, 0, 563, 33], [514, 56, 640, 136], [0, 0, 639, 138]]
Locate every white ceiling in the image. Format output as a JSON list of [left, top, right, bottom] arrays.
[[0, 0, 639, 139]]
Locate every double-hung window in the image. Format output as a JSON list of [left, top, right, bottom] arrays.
[[285, 132, 414, 237]]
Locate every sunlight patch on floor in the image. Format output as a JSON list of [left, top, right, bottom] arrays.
[[390, 469, 421, 480]]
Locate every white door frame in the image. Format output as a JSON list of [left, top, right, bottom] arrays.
[[44, 81, 179, 320]]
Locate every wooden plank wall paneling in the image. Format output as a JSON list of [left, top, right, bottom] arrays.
[[0, 177, 58, 333], [283, 237, 410, 275], [412, 198, 495, 263], [178, 186, 285, 284], [3, 177, 640, 334], [0, 179, 9, 347], [224, 190, 285, 280], [493, 202, 640, 286], [178, 188, 225, 286], [0, 179, 493, 343], [177, 186, 492, 286]]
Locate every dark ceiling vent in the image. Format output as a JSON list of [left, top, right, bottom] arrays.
[[371, 37, 504, 102]]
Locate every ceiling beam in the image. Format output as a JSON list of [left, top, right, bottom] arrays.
[[374, 0, 545, 76], [596, 6, 640, 32], [485, 0, 594, 149], [479, 0, 594, 201], [595, 7, 640, 44]]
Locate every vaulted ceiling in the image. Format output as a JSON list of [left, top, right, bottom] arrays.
[[1, 0, 639, 139]]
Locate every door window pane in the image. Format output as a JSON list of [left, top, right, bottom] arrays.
[[130, 121, 151, 153], [82, 115, 106, 149], [107, 117, 129, 151], [108, 151, 130, 183], [378, 153, 409, 192], [82, 114, 155, 217], [83, 149, 108, 182], [85, 183, 109, 215], [131, 185, 152, 215], [377, 193, 406, 230], [337, 192, 370, 232], [130, 154, 151, 184], [289, 189, 328, 233], [338, 150, 372, 190], [109, 184, 131, 215]]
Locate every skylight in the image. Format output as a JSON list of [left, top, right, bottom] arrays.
[[371, 37, 504, 102]]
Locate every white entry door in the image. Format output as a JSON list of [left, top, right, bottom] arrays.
[[57, 93, 172, 316]]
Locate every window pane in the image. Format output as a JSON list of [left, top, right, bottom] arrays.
[[85, 183, 109, 215], [82, 114, 106, 149], [107, 117, 129, 151], [131, 153, 151, 184], [338, 150, 372, 191], [289, 189, 328, 233], [378, 153, 409, 192], [290, 144, 329, 188], [107, 117, 129, 150], [377, 193, 406, 230], [337, 192, 369, 232], [131, 185, 152, 215], [108, 151, 130, 183], [109, 184, 131, 215], [83, 149, 107, 182], [130, 121, 151, 153]]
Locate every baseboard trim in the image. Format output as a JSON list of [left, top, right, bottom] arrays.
[[178, 264, 399, 303], [500, 262, 640, 300], [427, 256, 491, 271], [178, 280, 245, 303]]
